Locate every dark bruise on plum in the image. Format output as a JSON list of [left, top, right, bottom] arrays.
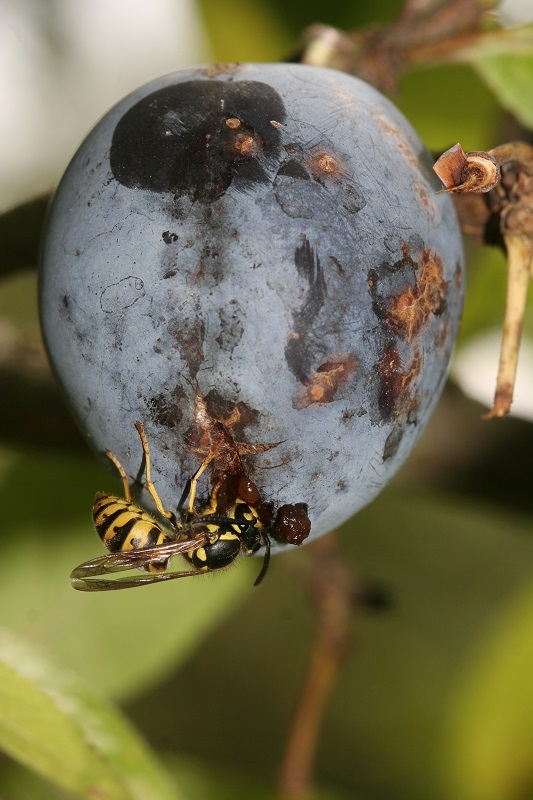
[[285, 237, 328, 382], [110, 80, 286, 203]]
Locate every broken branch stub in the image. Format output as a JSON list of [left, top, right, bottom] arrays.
[[434, 141, 533, 418], [433, 143, 500, 194]]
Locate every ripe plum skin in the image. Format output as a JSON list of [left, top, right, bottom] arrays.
[[40, 63, 464, 545]]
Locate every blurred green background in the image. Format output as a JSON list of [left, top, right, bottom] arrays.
[[2, 0, 533, 798]]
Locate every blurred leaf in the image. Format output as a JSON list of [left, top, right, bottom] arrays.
[[328, 491, 533, 800], [264, 0, 402, 39], [473, 50, 533, 129], [0, 627, 177, 800], [196, 0, 292, 62], [0, 755, 71, 800], [166, 754, 362, 800], [130, 488, 533, 800], [397, 64, 501, 153], [432, 21, 533, 131], [456, 244, 508, 345], [0, 449, 251, 701], [441, 579, 533, 800]]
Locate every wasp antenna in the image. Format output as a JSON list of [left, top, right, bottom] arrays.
[[253, 532, 271, 587]]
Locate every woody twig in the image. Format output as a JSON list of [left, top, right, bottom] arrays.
[[434, 141, 533, 418]]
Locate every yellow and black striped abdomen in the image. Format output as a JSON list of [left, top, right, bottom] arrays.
[[92, 492, 170, 572]]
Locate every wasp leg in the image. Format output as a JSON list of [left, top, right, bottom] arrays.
[[105, 449, 131, 501], [134, 421, 175, 524], [187, 452, 214, 516]]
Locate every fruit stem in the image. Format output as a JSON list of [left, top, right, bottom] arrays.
[[484, 234, 533, 418]]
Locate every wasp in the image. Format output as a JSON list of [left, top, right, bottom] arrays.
[[70, 421, 271, 591]]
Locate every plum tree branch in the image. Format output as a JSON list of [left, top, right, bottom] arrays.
[[0, 320, 85, 450], [293, 0, 496, 92]]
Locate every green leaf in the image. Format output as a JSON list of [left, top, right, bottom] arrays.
[[0, 756, 71, 800], [473, 50, 533, 129], [441, 579, 533, 800], [0, 627, 177, 800], [0, 449, 251, 702]]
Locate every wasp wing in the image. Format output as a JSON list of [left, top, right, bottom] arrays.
[[70, 535, 211, 591], [71, 567, 211, 591]]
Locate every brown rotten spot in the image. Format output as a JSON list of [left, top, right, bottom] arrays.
[[305, 148, 348, 181], [378, 345, 420, 421], [387, 249, 447, 341], [294, 354, 357, 409]]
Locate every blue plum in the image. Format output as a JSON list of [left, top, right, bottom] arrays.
[[40, 63, 464, 547]]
